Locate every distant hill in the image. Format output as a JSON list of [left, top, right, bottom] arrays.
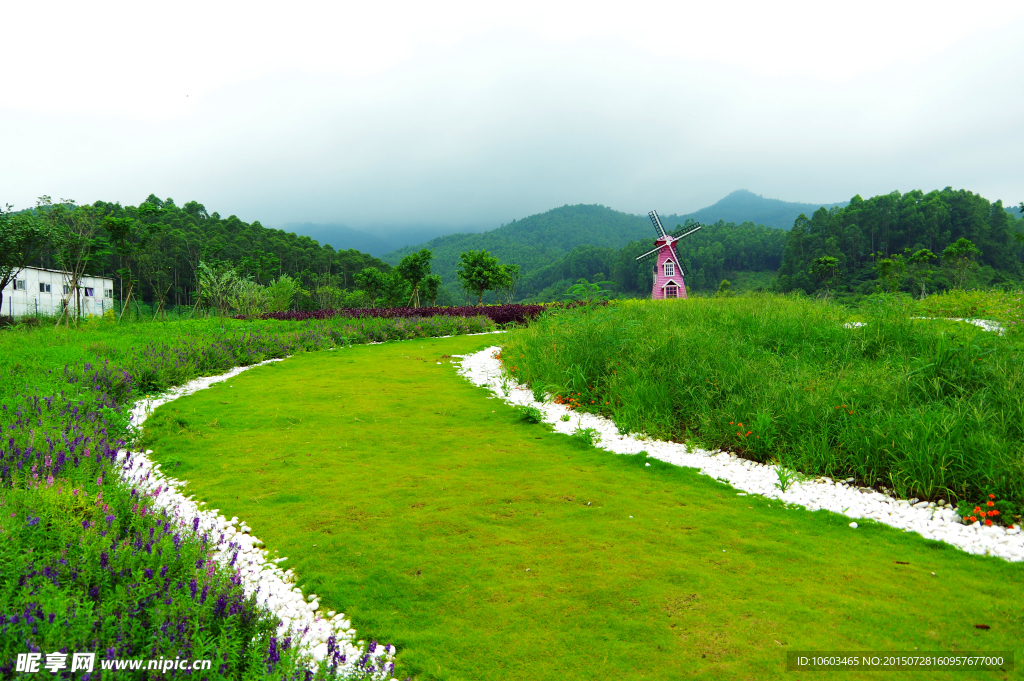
[[675, 190, 847, 230], [380, 191, 845, 302], [283, 223, 477, 257]]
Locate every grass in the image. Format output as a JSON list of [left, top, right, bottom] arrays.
[[141, 334, 1024, 681], [501, 294, 1024, 513], [0, 313, 493, 680]]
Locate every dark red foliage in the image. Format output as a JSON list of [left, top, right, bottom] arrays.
[[242, 304, 553, 325]]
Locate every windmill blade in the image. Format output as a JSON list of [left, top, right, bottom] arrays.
[[671, 223, 703, 239], [635, 244, 663, 262], [648, 210, 666, 237]]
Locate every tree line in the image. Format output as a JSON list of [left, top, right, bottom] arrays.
[[777, 188, 1024, 296], [0, 195, 523, 320]]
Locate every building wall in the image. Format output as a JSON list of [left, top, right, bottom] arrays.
[[649, 239, 688, 299], [2, 267, 115, 318]]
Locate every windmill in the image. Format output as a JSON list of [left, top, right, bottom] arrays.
[[635, 211, 702, 300]]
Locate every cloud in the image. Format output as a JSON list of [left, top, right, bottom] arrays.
[[1, 3, 1022, 230]]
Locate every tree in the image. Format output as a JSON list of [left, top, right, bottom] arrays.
[[0, 206, 50, 317], [810, 256, 840, 297], [265, 275, 297, 312], [197, 261, 239, 316], [395, 249, 433, 307], [871, 252, 905, 294], [566, 277, 611, 304], [496, 264, 521, 304], [41, 197, 106, 328], [102, 214, 148, 321], [906, 248, 937, 298], [941, 238, 981, 289], [420, 274, 442, 306], [456, 249, 514, 305], [353, 267, 389, 308], [715, 278, 735, 298]]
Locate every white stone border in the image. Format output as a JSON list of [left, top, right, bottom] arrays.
[[118, 357, 397, 679], [453, 347, 1023, 562]]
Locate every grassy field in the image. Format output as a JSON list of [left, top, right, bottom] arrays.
[[502, 295, 1024, 513], [0, 314, 493, 680], [141, 335, 1023, 681]]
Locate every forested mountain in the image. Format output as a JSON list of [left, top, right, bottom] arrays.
[[680, 190, 847, 230], [516, 220, 787, 301], [777, 188, 1024, 295], [284, 222, 475, 257], [27, 195, 389, 308], [381, 196, 826, 302]]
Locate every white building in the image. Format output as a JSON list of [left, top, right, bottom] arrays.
[[2, 266, 115, 318]]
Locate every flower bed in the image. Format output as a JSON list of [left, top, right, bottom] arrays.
[[244, 304, 550, 326], [0, 314, 491, 679]]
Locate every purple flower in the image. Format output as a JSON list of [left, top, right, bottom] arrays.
[[144, 568, 154, 579], [100, 552, 109, 568]]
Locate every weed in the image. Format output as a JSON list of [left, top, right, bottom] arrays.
[[571, 426, 601, 447], [774, 461, 800, 492], [517, 405, 545, 424], [560, 414, 571, 422]]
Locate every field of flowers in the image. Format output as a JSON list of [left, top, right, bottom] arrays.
[[0, 314, 493, 679]]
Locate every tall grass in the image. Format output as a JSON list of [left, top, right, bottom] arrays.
[[503, 294, 1024, 506]]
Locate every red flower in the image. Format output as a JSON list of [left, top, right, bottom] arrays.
[[986, 501, 994, 507], [990, 510, 1000, 516], [989, 494, 996, 499], [746, 431, 752, 436], [974, 506, 982, 513], [985, 519, 993, 526], [970, 516, 978, 522], [729, 421, 734, 425]]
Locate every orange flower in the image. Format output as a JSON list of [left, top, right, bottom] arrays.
[[746, 431, 752, 436], [979, 511, 987, 517], [736, 432, 741, 437], [990, 509, 1000, 516], [729, 421, 734, 425], [974, 506, 982, 513], [989, 494, 996, 499], [970, 516, 978, 522], [985, 519, 993, 526], [986, 501, 994, 507], [738, 423, 743, 427]]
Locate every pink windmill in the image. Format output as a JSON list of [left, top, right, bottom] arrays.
[[636, 210, 702, 300]]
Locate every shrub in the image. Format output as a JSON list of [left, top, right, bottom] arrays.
[[517, 405, 545, 424]]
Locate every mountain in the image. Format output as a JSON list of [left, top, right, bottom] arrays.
[[282, 223, 481, 257], [380, 191, 844, 302], [676, 190, 847, 230]]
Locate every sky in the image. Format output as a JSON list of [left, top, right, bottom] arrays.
[[2, 0, 1023, 234]]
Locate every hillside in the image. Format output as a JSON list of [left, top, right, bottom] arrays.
[[678, 190, 847, 229], [381, 192, 845, 302], [382, 188, 1023, 303], [282, 222, 476, 257]]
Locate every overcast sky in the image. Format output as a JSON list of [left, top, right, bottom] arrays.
[[3, 1, 1022, 232]]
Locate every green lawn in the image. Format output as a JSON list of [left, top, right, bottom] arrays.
[[141, 335, 1023, 681]]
